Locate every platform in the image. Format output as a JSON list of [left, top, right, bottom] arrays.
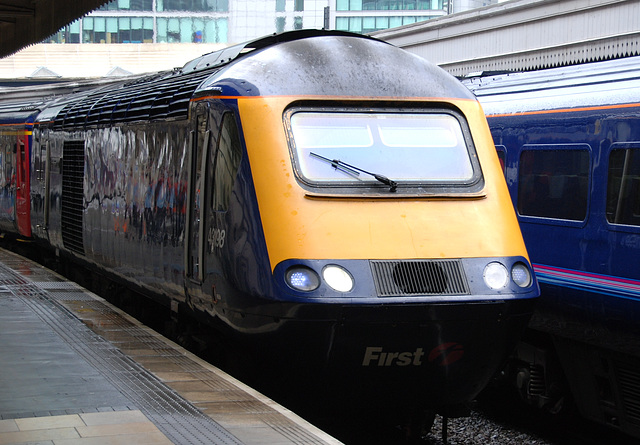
[[0, 247, 342, 445]]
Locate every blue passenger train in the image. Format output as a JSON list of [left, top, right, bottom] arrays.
[[0, 30, 538, 432], [464, 56, 640, 439]]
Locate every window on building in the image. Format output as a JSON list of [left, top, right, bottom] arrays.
[[157, 0, 229, 12], [607, 146, 640, 226], [337, 15, 433, 33], [276, 17, 286, 32], [363, 0, 376, 9], [294, 16, 303, 29], [336, 16, 361, 32], [294, 0, 304, 11], [70, 20, 81, 43], [336, 0, 354, 10], [49, 19, 81, 43], [99, 0, 153, 11], [83, 17, 154, 43], [339, 0, 443, 10], [426, 0, 445, 8], [517, 146, 590, 221], [389, 16, 403, 27], [276, 0, 286, 12], [157, 17, 227, 43], [377, 16, 389, 28]]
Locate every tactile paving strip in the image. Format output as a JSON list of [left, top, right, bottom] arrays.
[[33, 281, 85, 290], [0, 258, 243, 445]]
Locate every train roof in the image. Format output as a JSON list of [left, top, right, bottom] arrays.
[[44, 30, 472, 131], [0, 101, 42, 125], [194, 30, 472, 99], [463, 55, 640, 115]]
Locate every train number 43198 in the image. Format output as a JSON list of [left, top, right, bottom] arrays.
[[208, 227, 226, 251]]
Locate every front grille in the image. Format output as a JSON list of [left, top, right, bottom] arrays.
[[61, 140, 85, 255], [528, 364, 546, 396], [371, 259, 470, 296]]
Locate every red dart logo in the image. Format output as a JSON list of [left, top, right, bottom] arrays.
[[428, 342, 464, 366]]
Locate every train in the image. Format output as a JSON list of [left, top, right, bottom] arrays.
[[463, 56, 640, 438], [0, 30, 538, 433]]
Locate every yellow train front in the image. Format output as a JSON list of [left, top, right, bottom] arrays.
[[184, 31, 539, 416]]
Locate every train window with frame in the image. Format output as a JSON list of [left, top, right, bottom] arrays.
[[36, 141, 47, 182], [212, 113, 242, 211], [286, 107, 483, 194], [607, 145, 640, 227], [17, 140, 26, 186], [517, 145, 590, 221]]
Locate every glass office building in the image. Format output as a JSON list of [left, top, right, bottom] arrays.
[[46, 0, 484, 45], [47, 0, 327, 44], [48, 0, 232, 44]]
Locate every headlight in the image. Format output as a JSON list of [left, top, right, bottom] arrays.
[[483, 262, 509, 289], [322, 265, 354, 292], [285, 266, 320, 291], [511, 262, 532, 287]]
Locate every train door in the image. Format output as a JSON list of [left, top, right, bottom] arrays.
[[185, 104, 210, 294], [32, 132, 51, 239], [43, 138, 51, 231], [602, 141, 640, 275], [15, 134, 31, 237]]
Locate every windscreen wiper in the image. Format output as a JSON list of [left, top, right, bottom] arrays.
[[310, 152, 397, 192]]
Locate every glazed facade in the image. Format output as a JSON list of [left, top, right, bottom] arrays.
[[48, 0, 326, 44], [46, 0, 493, 44]]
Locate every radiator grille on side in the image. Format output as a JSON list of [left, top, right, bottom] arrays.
[[370, 259, 470, 296], [53, 69, 216, 130], [61, 141, 85, 255]]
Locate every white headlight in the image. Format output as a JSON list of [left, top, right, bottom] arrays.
[[483, 262, 509, 290], [511, 262, 532, 287], [322, 265, 354, 293]]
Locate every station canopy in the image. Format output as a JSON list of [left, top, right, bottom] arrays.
[[0, 0, 107, 58]]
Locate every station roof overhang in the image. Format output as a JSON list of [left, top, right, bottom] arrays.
[[0, 0, 107, 58]]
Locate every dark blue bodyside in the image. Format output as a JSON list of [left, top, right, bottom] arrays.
[[466, 56, 640, 436], [489, 107, 640, 317]]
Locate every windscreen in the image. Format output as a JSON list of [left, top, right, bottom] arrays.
[[289, 111, 476, 189]]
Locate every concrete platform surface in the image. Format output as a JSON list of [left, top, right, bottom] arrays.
[[0, 247, 342, 445]]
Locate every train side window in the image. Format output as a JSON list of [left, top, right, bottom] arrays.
[[17, 140, 26, 186], [517, 147, 590, 221], [37, 141, 47, 181], [2, 143, 12, 187], [212, 114, 242, 212], [607, 147, 640, 226]]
